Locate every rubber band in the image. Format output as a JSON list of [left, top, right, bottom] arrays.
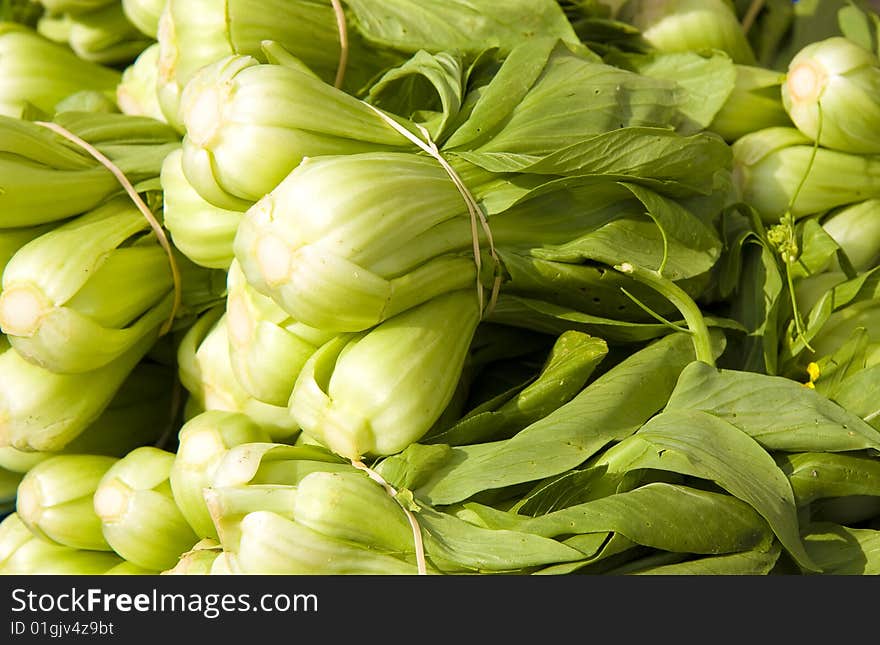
[[351, 459, 428, 575], [35, 120, 182, 336], [330, 0, 349, 89], [364, 103, 503, 318]]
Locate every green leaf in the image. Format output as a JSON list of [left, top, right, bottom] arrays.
[[838, 3, 877, 53], [628, 542, 782, 575], [831, 363, 880, 430], [594, 408, 818, 571], [415, 506, 587, 572], [446, 44, 683, 157], [786, 268, 880, 365], [440, 38, 562, 151], [801, 522, 880, 575], [487, 294, 693, 343], [365, 50, 467, 143], [519, 482, 772, 555], [345, 0, 580, 56], [532, 183, 722, 281], [776, 452, 880, 506], [715, 210, 785, 374], [429, 331, 608, 445], [496, 250, 685, 323], [664, 361, 880, 452], [811, 327, 871, 399], [412, 331, 718, 505], [790, 218, 841, 280], [510, 466, 615, 516], [457, 128, 732, 201], [533, 533, 638, 575], [374, 443, 453, 492], [632, 50, 738, 134]]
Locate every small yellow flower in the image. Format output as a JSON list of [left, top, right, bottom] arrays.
[[804, 362, 821, 389]]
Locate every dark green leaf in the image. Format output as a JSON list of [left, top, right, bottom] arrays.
[[413, 332, 720, 505], [594, 408, 817, 571], [416, 506, 586, 572], [664, 361, 880, 452], [801, 522, 880, 575], [345, 0, 580, 55], [628, 542, 782, 575], [632, 50, 738, 134], [491, 482, 773, 556], [776, 451, 880, 506], [430, 331, 608, 445]]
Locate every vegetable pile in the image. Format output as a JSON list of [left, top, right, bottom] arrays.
[[2, 0, 880, 575]]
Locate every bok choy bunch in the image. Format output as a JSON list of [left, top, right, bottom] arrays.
[[0, 111, 178, 227]]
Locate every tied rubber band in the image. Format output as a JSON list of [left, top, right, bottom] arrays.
[[364, 103, 503, 318], [350, 459, 428, 576], [35, 120, 182, 337], [330, 0, 349, 89]]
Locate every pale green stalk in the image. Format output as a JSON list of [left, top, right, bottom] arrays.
[[782, 36, 880, 154], [169, 410, 272, 539], [0, 223, 55, 279], [209, 442, 351, 490], [618, 0, 757, 64], [122, 0, 164, 38], [225, 259, 334, 405], [708, 64, 791, 141], [204, 484, 299, 550], [64, 1, 152, 65], [0, 445, 48, 473], [0, 513, 126, 575], [0, 332, 156, 452], [292, 470, 416, 556], [732, 126, 880, 222], [232, 152, 488, 333], [104, 561, 157, 574], [16, 454, 117, 550], [155, 0, 399, 132], [821, 199, 880, 273], [0, 112, 179, 228], [207, 494, 422, 575], [290, 290, 482, 459], [0, 360, 175, 466], [234, 511, 424, 574], [160, 148, 244, 269], [0, 22, 120, 118], [178, 54, 416, 207], [34, 11, 71, 44], [117, 42, 166, 122], [0, 195, 174, 373], [37, 0, 115, 14], [177, 307, 301, 440], [93, 446, 199, 571]]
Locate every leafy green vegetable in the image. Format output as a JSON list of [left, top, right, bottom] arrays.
[[664, 361, 880, 452], [388, 330, 722, 505], [592, 407, 818, 571]]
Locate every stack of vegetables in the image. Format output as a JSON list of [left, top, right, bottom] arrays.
[[2, 0, 880, 576]]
